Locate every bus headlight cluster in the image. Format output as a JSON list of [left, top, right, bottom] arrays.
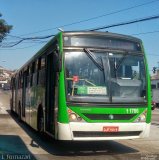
[[67, 109, 83, 122], [135, 110, 147, 122]]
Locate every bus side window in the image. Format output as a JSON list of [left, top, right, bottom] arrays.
[[18, 72, 23, 89], [53, 51, 58, 72], [18, 74, 21, 89], [41, 57, 45, 69], [30, 62, 35, 87], [33, 60, 38, 86], [24, 67, 30, 88], [24, 71, 28, 88], [37, 58, 41, 85], [38, 57, 46, 86]]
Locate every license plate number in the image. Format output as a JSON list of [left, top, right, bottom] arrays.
[[103, 126, 119, 132]]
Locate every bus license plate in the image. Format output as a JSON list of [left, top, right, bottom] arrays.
[[103, 126, 119, 132]]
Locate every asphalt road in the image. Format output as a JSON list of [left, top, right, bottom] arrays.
[[0, 89, 159, 160]]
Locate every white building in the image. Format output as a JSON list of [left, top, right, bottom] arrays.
[[151, 69, 159, 106], [0, 66, 13, 88]]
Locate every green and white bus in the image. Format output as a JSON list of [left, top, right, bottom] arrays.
[[11, 31, 151, 141]]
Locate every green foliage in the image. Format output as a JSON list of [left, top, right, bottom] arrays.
[[0, 13, 12, 42]]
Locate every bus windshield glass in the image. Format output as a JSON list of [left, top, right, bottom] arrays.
[[65, 51, 146, 104]]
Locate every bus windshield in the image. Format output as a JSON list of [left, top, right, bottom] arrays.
[[65, 51, 147, 104]]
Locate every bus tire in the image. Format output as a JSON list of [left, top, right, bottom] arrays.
[[37, 108, 44, 134]]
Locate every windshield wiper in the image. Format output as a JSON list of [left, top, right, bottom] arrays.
[[115, 53, 128, 71], [83, 48, 104, 71]]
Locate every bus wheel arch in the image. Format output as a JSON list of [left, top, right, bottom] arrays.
[[37, 105, 44, 133]]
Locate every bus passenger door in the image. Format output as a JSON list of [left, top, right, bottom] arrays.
[[45, 52, 57, 135]]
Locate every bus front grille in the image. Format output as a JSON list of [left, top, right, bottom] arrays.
[[83, 113, 136, 120], [73, 131, 142, 138]]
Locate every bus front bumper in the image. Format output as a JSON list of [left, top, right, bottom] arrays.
[[57, 122, 150, 141]]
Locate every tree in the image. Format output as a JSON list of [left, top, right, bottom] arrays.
[[0, 13, 12, 42]]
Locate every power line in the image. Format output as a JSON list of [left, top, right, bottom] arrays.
[[131, 30, 159, 36], [7, 34, 23, 39], [1, 39, 48, 46], [3, 0, 159, 46], [89, 14, 159, 31], [0, 44, 43, 51], [1, 34, 55, 48], [8, 0, 159, 37], [2, 13, 159, 49], [7, 14, 159, 47]]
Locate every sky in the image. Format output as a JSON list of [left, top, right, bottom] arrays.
[[0, 0, 159, 74]]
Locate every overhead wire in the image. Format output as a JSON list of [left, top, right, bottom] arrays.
[[132, 30, 159, 36], [0, 44, 43, 51], [12, 0, 159, 36], [89, 14, 159, 31], [2, 0, 159, 47], [2, 13, 159, 48], [1, 34, 55, 48], [1, 1, 159, 48]]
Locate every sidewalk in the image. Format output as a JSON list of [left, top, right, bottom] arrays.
[[0, 89, 10, 114], [0, 102, 8, 114]]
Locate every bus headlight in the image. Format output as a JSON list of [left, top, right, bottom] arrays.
[[69, 113, 77, 121], [135, 110, 147, 122], [67, 108, 84, 122], [137, 114, 146, 122]]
